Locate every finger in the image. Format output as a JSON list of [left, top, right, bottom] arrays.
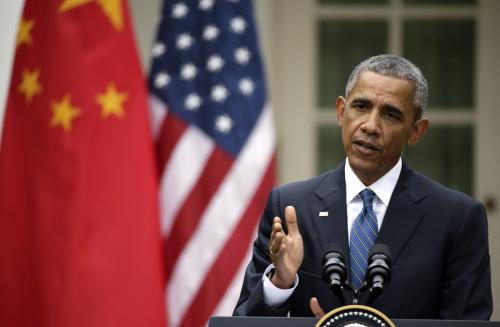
[[284, 206, 300, 237], [269, 231, 285, 256], [269, 217, 282, 252], [269, 217, 284, 254], [270, 217, 282, 240], [309, 297, 325, 318]]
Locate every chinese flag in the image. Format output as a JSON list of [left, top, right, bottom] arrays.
[[0, 1, 166, 327]]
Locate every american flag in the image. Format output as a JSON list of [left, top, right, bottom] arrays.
[[147, 1, 276, 327]]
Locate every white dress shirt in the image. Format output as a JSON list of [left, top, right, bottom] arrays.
[[262, 157, 402, 307], [345, 157, 402, 240]]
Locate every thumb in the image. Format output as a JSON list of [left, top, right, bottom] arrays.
[[310, 297, 325, 318], [285, 206, 300, 237]]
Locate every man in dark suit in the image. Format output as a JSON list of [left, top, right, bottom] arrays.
[[233, 54, 492, 319]]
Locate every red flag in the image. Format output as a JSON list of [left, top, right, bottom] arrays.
[[0, 1, 166, 326]]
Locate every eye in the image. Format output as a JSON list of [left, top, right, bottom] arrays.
[[384, 110, 403, 121], [353, 102, 367, 110]]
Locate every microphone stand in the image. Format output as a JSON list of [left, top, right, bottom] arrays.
[[342, 281, 376, 305]]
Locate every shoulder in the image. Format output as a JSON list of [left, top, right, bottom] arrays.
[[404, 167, 488, 252], [405, 167, 487, 228], [278, 171, 331, 193], [411, 169, 479, 207], [272, 165, 343, 200]]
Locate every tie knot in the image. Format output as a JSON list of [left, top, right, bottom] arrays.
[[360, 188, 375, 207]]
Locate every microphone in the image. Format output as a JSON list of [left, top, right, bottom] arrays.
[[366, 243, 391, 304], [322, 243, 347, 305]]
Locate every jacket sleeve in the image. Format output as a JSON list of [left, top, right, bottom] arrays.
[[438, 200, 493, 319], [232, 188, 293, 316]]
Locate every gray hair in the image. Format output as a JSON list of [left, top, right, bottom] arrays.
[[345, 54, 428, 119]]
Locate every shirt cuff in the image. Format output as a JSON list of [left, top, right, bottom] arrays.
[[262, 264, 299, 308]]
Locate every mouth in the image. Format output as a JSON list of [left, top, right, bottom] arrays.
[[352, 139, 381, 155]]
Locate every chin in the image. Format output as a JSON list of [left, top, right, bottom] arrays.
[[348, 155, 378, 171]]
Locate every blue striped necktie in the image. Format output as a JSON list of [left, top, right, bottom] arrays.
[[350, 188, 378, 290]]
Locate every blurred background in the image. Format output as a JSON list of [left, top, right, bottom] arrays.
[[1, 0, 499, 320]]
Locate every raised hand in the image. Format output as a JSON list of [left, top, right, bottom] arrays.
[[268, 206, 304, 289]]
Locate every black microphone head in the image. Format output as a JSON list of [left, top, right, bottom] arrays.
[[321, 243, 347, 305], [368, 243, 391, 264], [321, 243, 346, 265], [366, 243, 392, 304], [321, 243, 347, 285], [367, 243, 392, 287]]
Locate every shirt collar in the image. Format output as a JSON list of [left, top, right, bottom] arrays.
[[345, 157, 402, 206]]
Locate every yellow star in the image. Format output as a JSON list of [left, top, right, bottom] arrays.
[[18, 68, 42, 103], [59, 0, 124, 31], [17, 18, 35, 48], [50, 94, 81, 132], [95, 83, 128, 119]]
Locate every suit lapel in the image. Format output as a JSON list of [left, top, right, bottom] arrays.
[[310, 165, 349, 255], [377, 162, 427, 265], [309, 164, 354, 302]]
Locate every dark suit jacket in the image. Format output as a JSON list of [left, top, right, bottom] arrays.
[[233, 162, 492, 319]]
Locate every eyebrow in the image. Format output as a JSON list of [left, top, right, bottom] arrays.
[[351, 97, 405, 118], [351, 98, 371, 106]]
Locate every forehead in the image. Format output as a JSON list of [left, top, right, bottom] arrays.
[[349, 71, 416, 107]]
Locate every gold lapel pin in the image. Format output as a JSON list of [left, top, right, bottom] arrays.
[[319, 211, 329, 217]]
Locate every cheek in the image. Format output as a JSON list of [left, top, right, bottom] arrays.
[[342, 123, 357, 143], [343, 117, 361, 135], [341, 128, 350, 146], [385, 130, 410, 151]]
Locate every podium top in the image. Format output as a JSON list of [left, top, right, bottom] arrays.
[[209, 316, 500, 327]]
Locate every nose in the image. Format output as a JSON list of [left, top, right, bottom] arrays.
[[360, 110, 381, 136]]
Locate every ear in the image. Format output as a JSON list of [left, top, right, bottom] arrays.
[[407, 118, 429, 145], [336, 96, 346, 127]]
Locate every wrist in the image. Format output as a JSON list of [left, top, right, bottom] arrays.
[[269, 269, 294, 289]]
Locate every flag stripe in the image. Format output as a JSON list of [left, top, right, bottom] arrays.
[[157, 113, 189, 172], [167, 105, 275, 327], [211, 233, 256, 318], [178, 155, 275, 327], [163, 146, 234, 280], [159, 125, 214, 236], [149, 95, 167, 139]]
